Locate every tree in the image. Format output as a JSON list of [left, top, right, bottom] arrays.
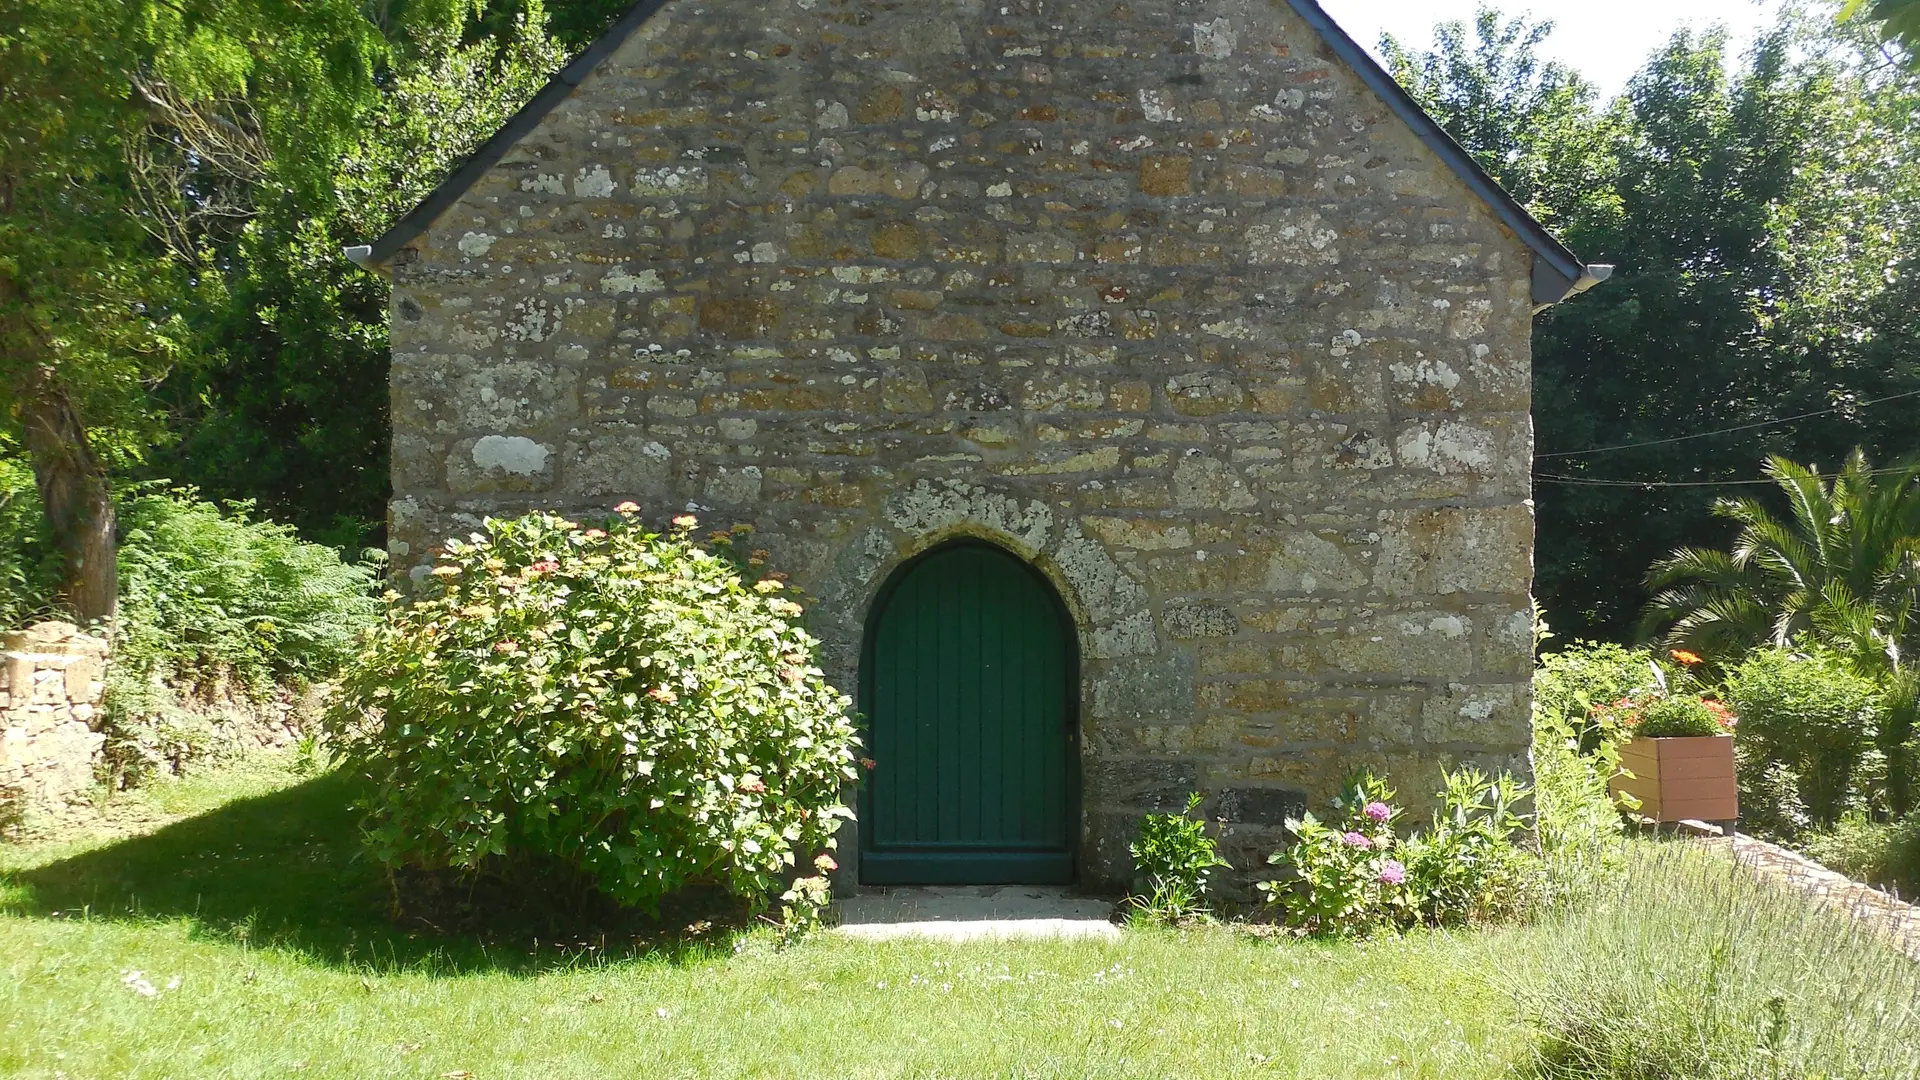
[[3, 0, 175, 620], [1844, 0, 1920, 66], [1392, 7, 1920, 639], [1382, 10, 1620, 236], [154, 6, 570, 547], [1642, 451, 1920, 812], [0, 0, 384, 619]]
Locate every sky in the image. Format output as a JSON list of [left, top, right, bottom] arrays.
[[1319, 0, 1790, 98]]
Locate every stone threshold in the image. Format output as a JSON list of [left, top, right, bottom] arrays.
[[832, 885, 1122, 942]]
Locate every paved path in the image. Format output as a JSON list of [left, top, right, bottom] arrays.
[[833, 886, 1121, 941], [1696, 827, 1920, 962]]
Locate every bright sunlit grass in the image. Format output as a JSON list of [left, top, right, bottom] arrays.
[[0, 753, 1533, 1079], [5, 754, 1917, 1079], [1, 914, 1533, 1079]]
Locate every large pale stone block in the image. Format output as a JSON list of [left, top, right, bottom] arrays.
[[1376, 505, 1534, 597]]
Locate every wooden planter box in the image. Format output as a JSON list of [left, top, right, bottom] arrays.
[[1610, 735, 1738, 824]]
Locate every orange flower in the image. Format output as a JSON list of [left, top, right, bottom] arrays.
[[1670, 649, 1704, 667], [1703, 699, 1740, 731]]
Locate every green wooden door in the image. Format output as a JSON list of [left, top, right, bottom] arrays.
[[861, 543, 1075, 885]]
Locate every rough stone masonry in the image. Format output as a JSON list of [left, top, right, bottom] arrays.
[[0, 622, 108, 829], [364, 0, 1602, 890]]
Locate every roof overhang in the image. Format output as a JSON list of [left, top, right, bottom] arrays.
[[351, 0, 1605, 310]]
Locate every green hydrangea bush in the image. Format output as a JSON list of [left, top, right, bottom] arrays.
[[325, 509, 860, 916]]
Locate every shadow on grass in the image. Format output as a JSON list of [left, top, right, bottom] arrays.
[[1, 771, 752, 975]]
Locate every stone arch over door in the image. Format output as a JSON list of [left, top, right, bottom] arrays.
[[804, 479, 1177, 889], [859, 539, 1078, 884]]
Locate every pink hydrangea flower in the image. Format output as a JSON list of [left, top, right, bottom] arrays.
[[1378, 859, 1406, 885], [1363, 801, 1392, 823], [1341, 831, 1371, 849]]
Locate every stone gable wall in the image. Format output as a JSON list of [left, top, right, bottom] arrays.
[[385, 0, 1538, 888], [0, 622, 108, 828]]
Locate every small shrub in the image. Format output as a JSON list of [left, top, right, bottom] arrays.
[[326, 509, 861, 916], [1534, 702, 1627, 870], [114, 488, 382, 694], [1402, 768, 1540, 926], [1260, 772, 1408, 936], [1126, 792, 1230, 924], [1597, 691, 1737, 739], [102, 488, 381, 784], [1736, 750, 1813, 839], [1535, 642, 1658, 745], [1726, 646, 1882, 826], [1533, 647, 1637, 904], [1261, 768, 1538, 935], [1800, 812, 1920, 897]]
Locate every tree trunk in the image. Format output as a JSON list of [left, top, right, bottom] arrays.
[[14, 367, 116, 622], [1, 267, 117, 624]]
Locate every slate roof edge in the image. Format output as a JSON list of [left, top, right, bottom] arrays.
[[351, 0, 1599, 307]]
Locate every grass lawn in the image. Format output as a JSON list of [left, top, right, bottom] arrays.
[[1, 754, 1542, 1079], [8, 755, 1918, 1079]]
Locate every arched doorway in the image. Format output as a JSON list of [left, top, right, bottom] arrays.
[[859, 541, 1078, 885]]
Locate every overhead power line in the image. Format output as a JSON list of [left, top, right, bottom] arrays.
[[1535, 388, 1920, 459], [1535, 466, 1920, 490]]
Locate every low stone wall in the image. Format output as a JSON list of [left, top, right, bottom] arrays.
[[1727, 831, 1920, 962], [0, 621, 108, 827]]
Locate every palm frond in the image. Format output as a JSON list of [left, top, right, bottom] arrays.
[[1641, 583, 1774, 659]]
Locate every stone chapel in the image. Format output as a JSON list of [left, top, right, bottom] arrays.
[[354, 0, 1607, 890]]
